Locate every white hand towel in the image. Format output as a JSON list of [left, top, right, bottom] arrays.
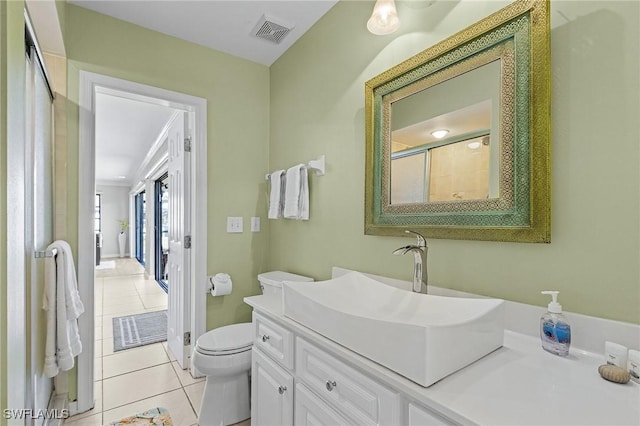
[[268, 170, 285, 219], [43, 252, 59, 378], [283, 164, 309, 220], [42, 240, 85, 377]]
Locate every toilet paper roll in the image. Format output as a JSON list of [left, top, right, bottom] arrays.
[[209, 273, 232, 296]]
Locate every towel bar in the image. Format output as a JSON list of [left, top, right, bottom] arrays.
[[265, 155, 326, 180], [35, 248, 58, 258]]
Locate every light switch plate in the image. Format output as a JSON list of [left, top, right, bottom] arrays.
[[251, 217, 260, 232], [227, 217, 243, 233]]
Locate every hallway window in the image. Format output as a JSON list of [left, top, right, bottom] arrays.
[[155, 173, 169, 292], [135, 191, 146, 265], [95, 193, 102, 232]]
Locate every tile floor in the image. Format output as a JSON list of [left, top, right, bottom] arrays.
[[63, 257, 222, 426]]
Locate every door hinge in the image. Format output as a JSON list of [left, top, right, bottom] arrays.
[[184, 235, 192, 249], [183, 331, 191, 346], [184, 136, 192, 152]]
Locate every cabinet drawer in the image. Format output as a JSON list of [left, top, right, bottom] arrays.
[[253, 312, 294, 369], [296, 337, 401, 426], [295, 383, 351, 426]]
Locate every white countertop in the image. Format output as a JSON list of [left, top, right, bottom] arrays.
[[245, 295, 640, 426]]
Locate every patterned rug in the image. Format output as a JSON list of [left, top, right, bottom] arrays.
[[112, 310, 167, 351], [109, 407, 172, 425]]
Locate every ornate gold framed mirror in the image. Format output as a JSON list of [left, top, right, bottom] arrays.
[[365, 0, 551, 242]]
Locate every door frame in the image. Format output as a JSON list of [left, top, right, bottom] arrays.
[[76, 71, 207, 414]]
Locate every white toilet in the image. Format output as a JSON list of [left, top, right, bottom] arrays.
[[192, 271, 313, 426]]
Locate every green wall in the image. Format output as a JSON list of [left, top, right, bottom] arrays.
[[0, 0, 27, 419], [268, 0, 640, 324], [64, 4, 271, 397], [64, 4, 270, 326]]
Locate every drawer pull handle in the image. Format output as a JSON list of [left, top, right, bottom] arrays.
[[278, 385, 287, 395], [325, 380, 337, 392], [262, 334, 270, 342]]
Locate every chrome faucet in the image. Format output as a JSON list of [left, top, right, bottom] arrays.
[[392, 230, 428, 294]]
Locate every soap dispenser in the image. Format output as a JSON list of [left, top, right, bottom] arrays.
[[540, 291, 571, 356]]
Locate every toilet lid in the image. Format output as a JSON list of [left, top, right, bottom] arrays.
[[196, 322, 253, 353]]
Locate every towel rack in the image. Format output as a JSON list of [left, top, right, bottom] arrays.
[[34, 248, 57, 258], [265, 155, 325, 180]]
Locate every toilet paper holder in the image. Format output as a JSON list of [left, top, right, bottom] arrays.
[[207, 273, 232, 296]]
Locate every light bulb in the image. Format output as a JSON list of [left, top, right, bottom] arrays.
[[467, 141, 482, 149], [431, 129, 449, 139], [367, 0, 400, 35]]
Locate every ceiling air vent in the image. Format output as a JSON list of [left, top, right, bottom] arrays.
[[252, 15, 293, 44]]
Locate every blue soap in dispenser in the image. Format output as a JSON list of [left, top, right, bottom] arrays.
[[540, 291, 571, 356]]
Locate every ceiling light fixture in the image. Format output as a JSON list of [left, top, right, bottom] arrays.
[[367, 0, 400, 35], [467, 141, 482, 149], [431, 129, 449, 139]]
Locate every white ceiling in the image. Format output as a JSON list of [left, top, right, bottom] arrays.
[[67, 0, 339, 66], [95, 93, 177, 187], [392, 100, 493, 149], [60, 0, 339, 188]]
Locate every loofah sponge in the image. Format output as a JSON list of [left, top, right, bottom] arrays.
[[598, 364, 631, 384]]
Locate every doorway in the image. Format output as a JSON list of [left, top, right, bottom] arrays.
[[76, 72, 207, 415]]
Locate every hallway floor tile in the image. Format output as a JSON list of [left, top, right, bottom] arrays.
[[64, 257, 249, 426]]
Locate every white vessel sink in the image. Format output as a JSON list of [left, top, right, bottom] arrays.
[[282, 271, 504, 387]]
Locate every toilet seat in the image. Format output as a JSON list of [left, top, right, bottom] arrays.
[[195, 322, 253, 356]]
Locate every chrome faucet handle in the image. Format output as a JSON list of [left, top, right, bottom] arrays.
[[405, 230, 427, 248], [392, 245, 413, 255]]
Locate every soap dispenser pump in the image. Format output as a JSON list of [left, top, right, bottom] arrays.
[[540, 291, 571, 356]]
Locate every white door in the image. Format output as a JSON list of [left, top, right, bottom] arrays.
[[166, 111, 191, 368]]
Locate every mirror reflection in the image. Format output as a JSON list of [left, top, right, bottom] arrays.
[[388, 60, 501, 204]]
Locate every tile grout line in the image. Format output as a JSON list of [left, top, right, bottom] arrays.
[[66, 259, 197, 425], [92, 258, 197, 424], [101, 359, 173, 381]]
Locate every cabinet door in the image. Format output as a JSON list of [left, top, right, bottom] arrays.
[[251, 348, 294, 426], [295, 383, 351, 426]]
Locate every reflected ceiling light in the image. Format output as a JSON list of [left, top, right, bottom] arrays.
[[116, 175, 127, 179], [467, 141, 482, 149], [367, 0, 400, 35], [431, 129, 449, 139]]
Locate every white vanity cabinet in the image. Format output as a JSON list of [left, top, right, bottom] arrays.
[[250, 310, 455, 426], [247, 294, 640, 426]]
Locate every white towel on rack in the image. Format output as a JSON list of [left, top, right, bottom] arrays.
[[43, 240, 84, 378], [283, 164, 309, 220], [268, 170, 286, 219]]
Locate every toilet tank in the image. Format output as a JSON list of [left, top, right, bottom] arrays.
[[258, 271, 313, 300]]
